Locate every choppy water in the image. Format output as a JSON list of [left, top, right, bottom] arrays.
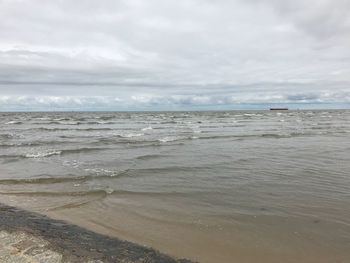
[[1, 110, 350, 263]]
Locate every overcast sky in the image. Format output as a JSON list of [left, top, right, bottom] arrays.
[[1, 0, 350, 110]]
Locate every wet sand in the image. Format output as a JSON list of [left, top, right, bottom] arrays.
[[0, 203, 193, 263]]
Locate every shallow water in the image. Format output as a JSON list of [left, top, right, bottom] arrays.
[[1, 110, 350, 262]]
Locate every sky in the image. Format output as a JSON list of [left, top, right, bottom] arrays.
[[0, 0, 350, 110]]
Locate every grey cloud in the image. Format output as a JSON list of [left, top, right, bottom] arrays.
[[244, 0, 350, 40], [0, 0, 349, 110], [286, 93, 320, 102]]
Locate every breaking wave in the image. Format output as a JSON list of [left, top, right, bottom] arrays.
[[25, 151, 62, 158], [5, 121, 22, 125]]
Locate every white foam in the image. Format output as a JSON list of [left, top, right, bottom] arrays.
[[34, 117, 51, 121], [141, 126, 153, 131], [105, 188, 114, 194], [159, 135, 198, 143], [121, 133, 144, 138], [158, 136, 183, 143], [59, 121, 79, 125], [97, 121, 113, 124], [84, 168, 120, 176], [25, 150, 61, 158], [5, 121, 22, 125]]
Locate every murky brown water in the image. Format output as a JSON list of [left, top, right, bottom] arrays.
[[1, 110, 350, 262]]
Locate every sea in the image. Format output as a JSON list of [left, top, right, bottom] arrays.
[[0, 110, 350, 263]]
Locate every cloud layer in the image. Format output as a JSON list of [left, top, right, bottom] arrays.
[[0, 0, 349, 110]]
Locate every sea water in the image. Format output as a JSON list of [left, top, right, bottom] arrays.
[[1, 110, 350, 262]]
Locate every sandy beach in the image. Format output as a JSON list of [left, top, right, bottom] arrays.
[[0, 203, 193, 263]]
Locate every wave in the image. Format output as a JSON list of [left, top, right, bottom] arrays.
[[0, 154, 26, 159], [198, 134, 273, 140], [25, 151, 62, 158], [50, 121, 115, 125], [0, 166, 207, 186], [60, 147, 108, 155], [32, 121, 62, 125], [58, 121, 80, 125], [260, 133, 291, 138], [93, 137, 160, 146], [0, 170, 130, 185], [92, 133, 147, 144], [117, 190, 189, 196], [34, 120, 106, 125], [158, 136, 196, 143], [0, 142, 42, 148], [0, 140, 71, 148], [197, 132, 318, 140], [0, 189, 190, 199], [0, 175, 86, 185], [5, 121, 22, 125], [86, 121, 115, 125], [141, 126, 153, 131], [33, 117, 52, 121], [125, 166, 211, 175], [0, 189, 109, 197], [34, 127, 113, 131], [71, 127, 114, 131], [118, 133, 144, 138], [0, 133, 18, 139], [0, 147, 108, 159], [136, 154, 165, 160], [158, 137, 177, 143], [53, 118, 71, 121], [48, 199, 101, 211], [160, 121, 177, 124], [95, 116, 115, 121]]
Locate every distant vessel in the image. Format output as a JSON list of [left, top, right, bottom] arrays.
[[270, 107, 288, 110]]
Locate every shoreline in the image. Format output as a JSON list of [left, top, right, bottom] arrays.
[[0, 203, 194, 263]]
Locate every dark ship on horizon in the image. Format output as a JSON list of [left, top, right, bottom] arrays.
[[269, 107, 289, 110]]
